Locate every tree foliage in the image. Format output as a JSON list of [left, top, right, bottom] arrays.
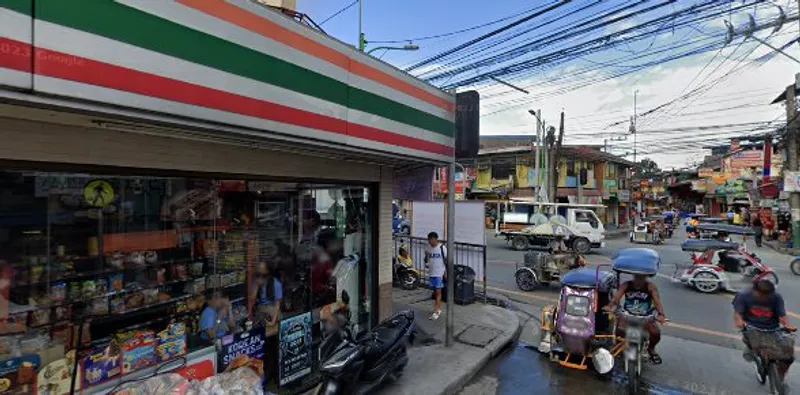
[[635, 158, 661, 178]]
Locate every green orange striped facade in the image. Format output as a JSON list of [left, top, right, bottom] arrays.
[[0, 0, 455, 162]]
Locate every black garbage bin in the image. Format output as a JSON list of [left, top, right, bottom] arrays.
[[453, 265, 476, 305]]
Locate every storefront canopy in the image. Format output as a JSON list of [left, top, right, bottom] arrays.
[[0, 0, 455, 165]]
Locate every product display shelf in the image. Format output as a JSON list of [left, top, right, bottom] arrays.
[[15, 256, 197, 288]]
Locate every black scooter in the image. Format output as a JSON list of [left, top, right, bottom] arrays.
[[316, 309, 415, 395]]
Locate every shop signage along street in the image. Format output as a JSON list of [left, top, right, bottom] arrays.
[[0, 1, 455, 162], [784, 171, 800, 192], [279, 312, 312, 386], [698, 168, 715, 178], [218, 328, 266, 376]]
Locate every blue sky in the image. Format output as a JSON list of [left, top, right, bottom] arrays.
[[300, 0, 534, 66], [298, 1, 800, 169]]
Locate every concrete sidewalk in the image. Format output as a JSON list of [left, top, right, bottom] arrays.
[[764, 239, 800, 256], [376, 288, 521, 395]]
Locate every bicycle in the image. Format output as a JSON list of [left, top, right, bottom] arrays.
[[740, 324, 797, 395]]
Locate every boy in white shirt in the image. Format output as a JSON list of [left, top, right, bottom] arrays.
[[425, 232, 447, 320]]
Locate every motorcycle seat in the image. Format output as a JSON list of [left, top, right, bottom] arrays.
[[361, 315, 410, 364]]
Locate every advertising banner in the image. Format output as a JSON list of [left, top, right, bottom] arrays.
[[218, 328, 266, 376], [279, 312, 313, 386]]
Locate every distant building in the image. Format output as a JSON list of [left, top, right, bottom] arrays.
[[468, 145, 632, 227]]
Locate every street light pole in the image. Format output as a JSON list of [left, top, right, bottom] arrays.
[[366, 44, 419, 55], [358, 0, 365, 51]]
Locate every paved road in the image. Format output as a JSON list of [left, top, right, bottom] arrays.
[[463, 227, 800, 394]]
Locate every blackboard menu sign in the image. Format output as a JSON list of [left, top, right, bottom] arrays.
[[279, 312, 312, 386], [217, 328, 266, 375]]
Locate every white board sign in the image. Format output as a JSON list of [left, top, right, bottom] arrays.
[[411, 201, 445, 240], [454, 201, 486, 246]]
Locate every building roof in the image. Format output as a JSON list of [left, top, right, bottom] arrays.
[[478, 145, 632, 165]]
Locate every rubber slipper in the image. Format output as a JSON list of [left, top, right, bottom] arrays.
[[649, 353, 663, 365]]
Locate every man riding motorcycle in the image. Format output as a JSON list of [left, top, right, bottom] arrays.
[[606, 273, 668, 364], [733, 279, 797, 384]]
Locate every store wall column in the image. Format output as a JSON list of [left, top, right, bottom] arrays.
[[378, 166, 394, 321]]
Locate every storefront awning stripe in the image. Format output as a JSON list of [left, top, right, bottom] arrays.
[[27, 20, 453, 148], [0, 38, 453, 158], [173, 0, 455, 113], [26, 1, 455, 138], [113, 0, 452, 124]]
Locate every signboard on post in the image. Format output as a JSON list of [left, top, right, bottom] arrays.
[[455, 91, 480, 159]]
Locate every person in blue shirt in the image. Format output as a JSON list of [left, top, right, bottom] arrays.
[[252, 262, 283, 327], [199, 292, 235, 341]]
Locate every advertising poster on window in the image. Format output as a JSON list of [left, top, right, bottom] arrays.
[[784, 171, 800, 192], [279, 312, 312, 386], [217, 328, 266, 380]]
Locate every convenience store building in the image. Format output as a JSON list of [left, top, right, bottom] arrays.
[[0, 1, 454, 393]]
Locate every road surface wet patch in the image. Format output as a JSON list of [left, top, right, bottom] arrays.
[[459, 343, 694, 395]]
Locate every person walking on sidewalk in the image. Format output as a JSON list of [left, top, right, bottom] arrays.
[[752, 213, 764, 247], [425, 231, 447, 320]]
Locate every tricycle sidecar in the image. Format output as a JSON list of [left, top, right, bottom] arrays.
[[538, 267, 623, 377]]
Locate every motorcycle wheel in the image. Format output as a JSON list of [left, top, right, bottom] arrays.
[[316, 379, 341, 395], [402, 271, 419, 290], [790, 259, 800, 276], [626, 358, 639, 395], [768, 361, 785, 395], [515, 270, 537, 292]]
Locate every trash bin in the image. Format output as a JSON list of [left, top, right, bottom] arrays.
[[453, 265, 476, 305]]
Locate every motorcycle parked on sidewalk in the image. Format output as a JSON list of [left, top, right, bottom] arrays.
[[317, 310, 416, 395], [393, 247, 420, 290], [790, 257, 800, 276]]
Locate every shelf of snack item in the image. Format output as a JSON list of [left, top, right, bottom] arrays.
[[14, 272, 245, 313], [13, 256, 198, 288]]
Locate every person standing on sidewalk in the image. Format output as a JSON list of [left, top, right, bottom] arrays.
[[425, 231, 447, 320], [752, 211, 764, 248]]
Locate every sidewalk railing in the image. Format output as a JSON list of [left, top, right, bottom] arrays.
[[392, 234, 487, 303]]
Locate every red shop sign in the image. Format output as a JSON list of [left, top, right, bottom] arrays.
[[173, 360, 215, 381]]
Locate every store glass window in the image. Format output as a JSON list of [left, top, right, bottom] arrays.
[[0, 171, 373, 393]]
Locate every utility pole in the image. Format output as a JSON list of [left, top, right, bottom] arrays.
[[358, 0, 365, 51], [632, 90, 638, 165], [543, 119, 550, 203], [786, 77, 800, 248], [550, 111, 565, 203], [534, 110, 541, 202]]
